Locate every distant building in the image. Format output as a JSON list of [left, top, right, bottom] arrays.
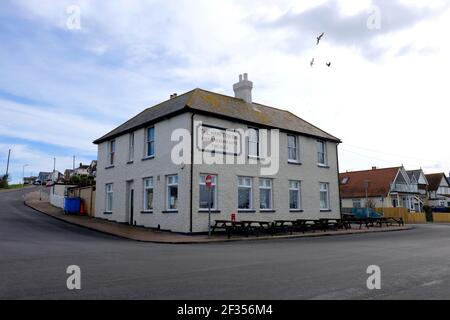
[[23, 176, 37, 184], [425, 173, 450, 207], [38, 172, 52, 183], [339, 166, 424, 212]]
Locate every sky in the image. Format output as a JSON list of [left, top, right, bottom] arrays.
[[1, 0, 449, 183]]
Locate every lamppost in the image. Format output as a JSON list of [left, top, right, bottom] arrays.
[[22, 164, 29, 187]]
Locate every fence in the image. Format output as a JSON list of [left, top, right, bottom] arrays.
[[432, 213, 450, 223], [67, 185, 96, 216], [50, 194, 65, 209], [375, 207, 426, 224]]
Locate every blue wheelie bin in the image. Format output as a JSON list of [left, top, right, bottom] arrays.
[[64, 197, 81, 214]]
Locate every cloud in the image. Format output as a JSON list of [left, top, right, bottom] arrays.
[[261, 0, 447, 60]]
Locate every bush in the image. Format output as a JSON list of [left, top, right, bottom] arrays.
[[0, 174, 8, 189]]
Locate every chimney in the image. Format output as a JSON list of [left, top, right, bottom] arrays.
[[233, 73, 253, 103], [170, 93, 177, 99], [372, 166, 377, 170]]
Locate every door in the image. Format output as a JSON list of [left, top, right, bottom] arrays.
[[129, 189, 134, 225]]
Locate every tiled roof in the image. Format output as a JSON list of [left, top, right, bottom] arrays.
[[425, 173, 448, 191], [93, 88, 340, 144], [339, 167, 401, 198]]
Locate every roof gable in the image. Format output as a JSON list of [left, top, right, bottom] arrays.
[[425, 173, 448, 191], [339, 167, 401, 198]]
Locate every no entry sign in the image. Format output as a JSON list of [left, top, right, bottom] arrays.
[[205, 175, 213, 188]]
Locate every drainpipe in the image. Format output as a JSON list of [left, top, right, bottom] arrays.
[[335, 143, 342, 220], [189, 113, 195, 233]]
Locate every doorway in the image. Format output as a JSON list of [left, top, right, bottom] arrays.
[[126, 181, 135, 225]]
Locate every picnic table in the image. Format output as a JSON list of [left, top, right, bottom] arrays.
[[210, 220, 244, 238], [240, 220, 272, 237], [273, 220, 296, 234]]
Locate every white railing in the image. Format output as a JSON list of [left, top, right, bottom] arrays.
[[390, 183, 418, 193]]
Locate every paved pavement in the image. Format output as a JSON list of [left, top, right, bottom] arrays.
[[23, 191, 410, 243], [1, 188, 450, 299]]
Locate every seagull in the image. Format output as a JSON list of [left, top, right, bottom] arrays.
[[326, 62, 331, 67], [316, 32, 324, 45], [310, 58, 314, 67]]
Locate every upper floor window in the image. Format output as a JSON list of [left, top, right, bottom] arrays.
[[352, 199, 361, 208], [128, 133, 134, 162], [146, 127, 155, 157], [287, 134, 298, 162], [108, 140, 115, 166], [199, 174, 217, 210], [317, 140, 327, 166], [248, 128, 259, 157]]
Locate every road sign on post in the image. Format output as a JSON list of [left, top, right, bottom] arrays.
[[206, 175, 213, 238]]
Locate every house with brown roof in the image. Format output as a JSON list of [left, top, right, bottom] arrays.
[[339, 166, 424, 212], [93, 74, 341, 233], [425, 173, 450, 207]]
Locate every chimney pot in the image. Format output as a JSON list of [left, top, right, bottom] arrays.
[[372, 166, 377, 170]]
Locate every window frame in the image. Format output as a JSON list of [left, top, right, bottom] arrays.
[[289, 180, 302, 211], [105, 183, 113, 212], [166, 174, 178, 211], [247, 128, 259, 158], [199, 174, 218, 211], [319, 182, 330, 210], [259, 178, 273, 210], [238, 176, 253, 211], [145, 127, 155, 158], [128, 132, 135, 163], [287, 134, 299, 162], [143, 177, 154, 212], [108, 140, 115, 166], [317, 140, 328, 166]]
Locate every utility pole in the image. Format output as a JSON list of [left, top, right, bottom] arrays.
[[73, 155, 75, 171], [5, 149, 11, 176]]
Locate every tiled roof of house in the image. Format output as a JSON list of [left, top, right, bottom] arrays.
[[339, 167, 401, 198], [93, 88, 340, 144], [425, 173, 448, 191]]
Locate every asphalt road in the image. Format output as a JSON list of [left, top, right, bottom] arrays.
[[1, 188, 450, 300]]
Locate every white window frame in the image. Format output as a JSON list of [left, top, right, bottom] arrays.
[[145, 127, 155, 158], [166, 174, 178, 211], [128, 132, 134, 162], [259, 178, 273, 210], [352, 199, 361, 208], [317, 140, 327, 166], [320, 182, 330, 210], [143, 177, 154, 211], [238, 176, 253, 210], [248, 128, 259, 157], [108, 140, 115, 166], [289, 180, 301, 211], [199, 174, 217, 211], [105, 183, 113, 212], [287, 134, 299, 162]]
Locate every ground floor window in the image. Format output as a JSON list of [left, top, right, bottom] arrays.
[[105, 183, 113, 212], [199, 174, 217, 210], [352, 199, 361, 208], [289, 180, 301, 210], [259, 178, 273, 210], [320, 182, 330, 210], [166, 175, 178, 210], [143, 177, 154, 211], [238, 176, 253, 210]]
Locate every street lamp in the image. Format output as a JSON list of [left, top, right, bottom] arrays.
[[22, 164, 29, 187]]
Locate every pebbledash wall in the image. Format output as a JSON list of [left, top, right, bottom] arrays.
[[95, 111, 340, 234]]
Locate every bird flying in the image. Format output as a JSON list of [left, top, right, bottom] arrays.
[[326, 62, 331, 67], [310, 58, 314, 67], [316, 32, 324, 45]]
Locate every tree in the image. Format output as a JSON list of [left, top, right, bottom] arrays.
[[0, 174, 9, 189]]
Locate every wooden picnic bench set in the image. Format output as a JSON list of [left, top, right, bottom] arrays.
[[211, 216, 404, 238]]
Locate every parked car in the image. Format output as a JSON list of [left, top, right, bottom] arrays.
[[33, 180, 42, 185]]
